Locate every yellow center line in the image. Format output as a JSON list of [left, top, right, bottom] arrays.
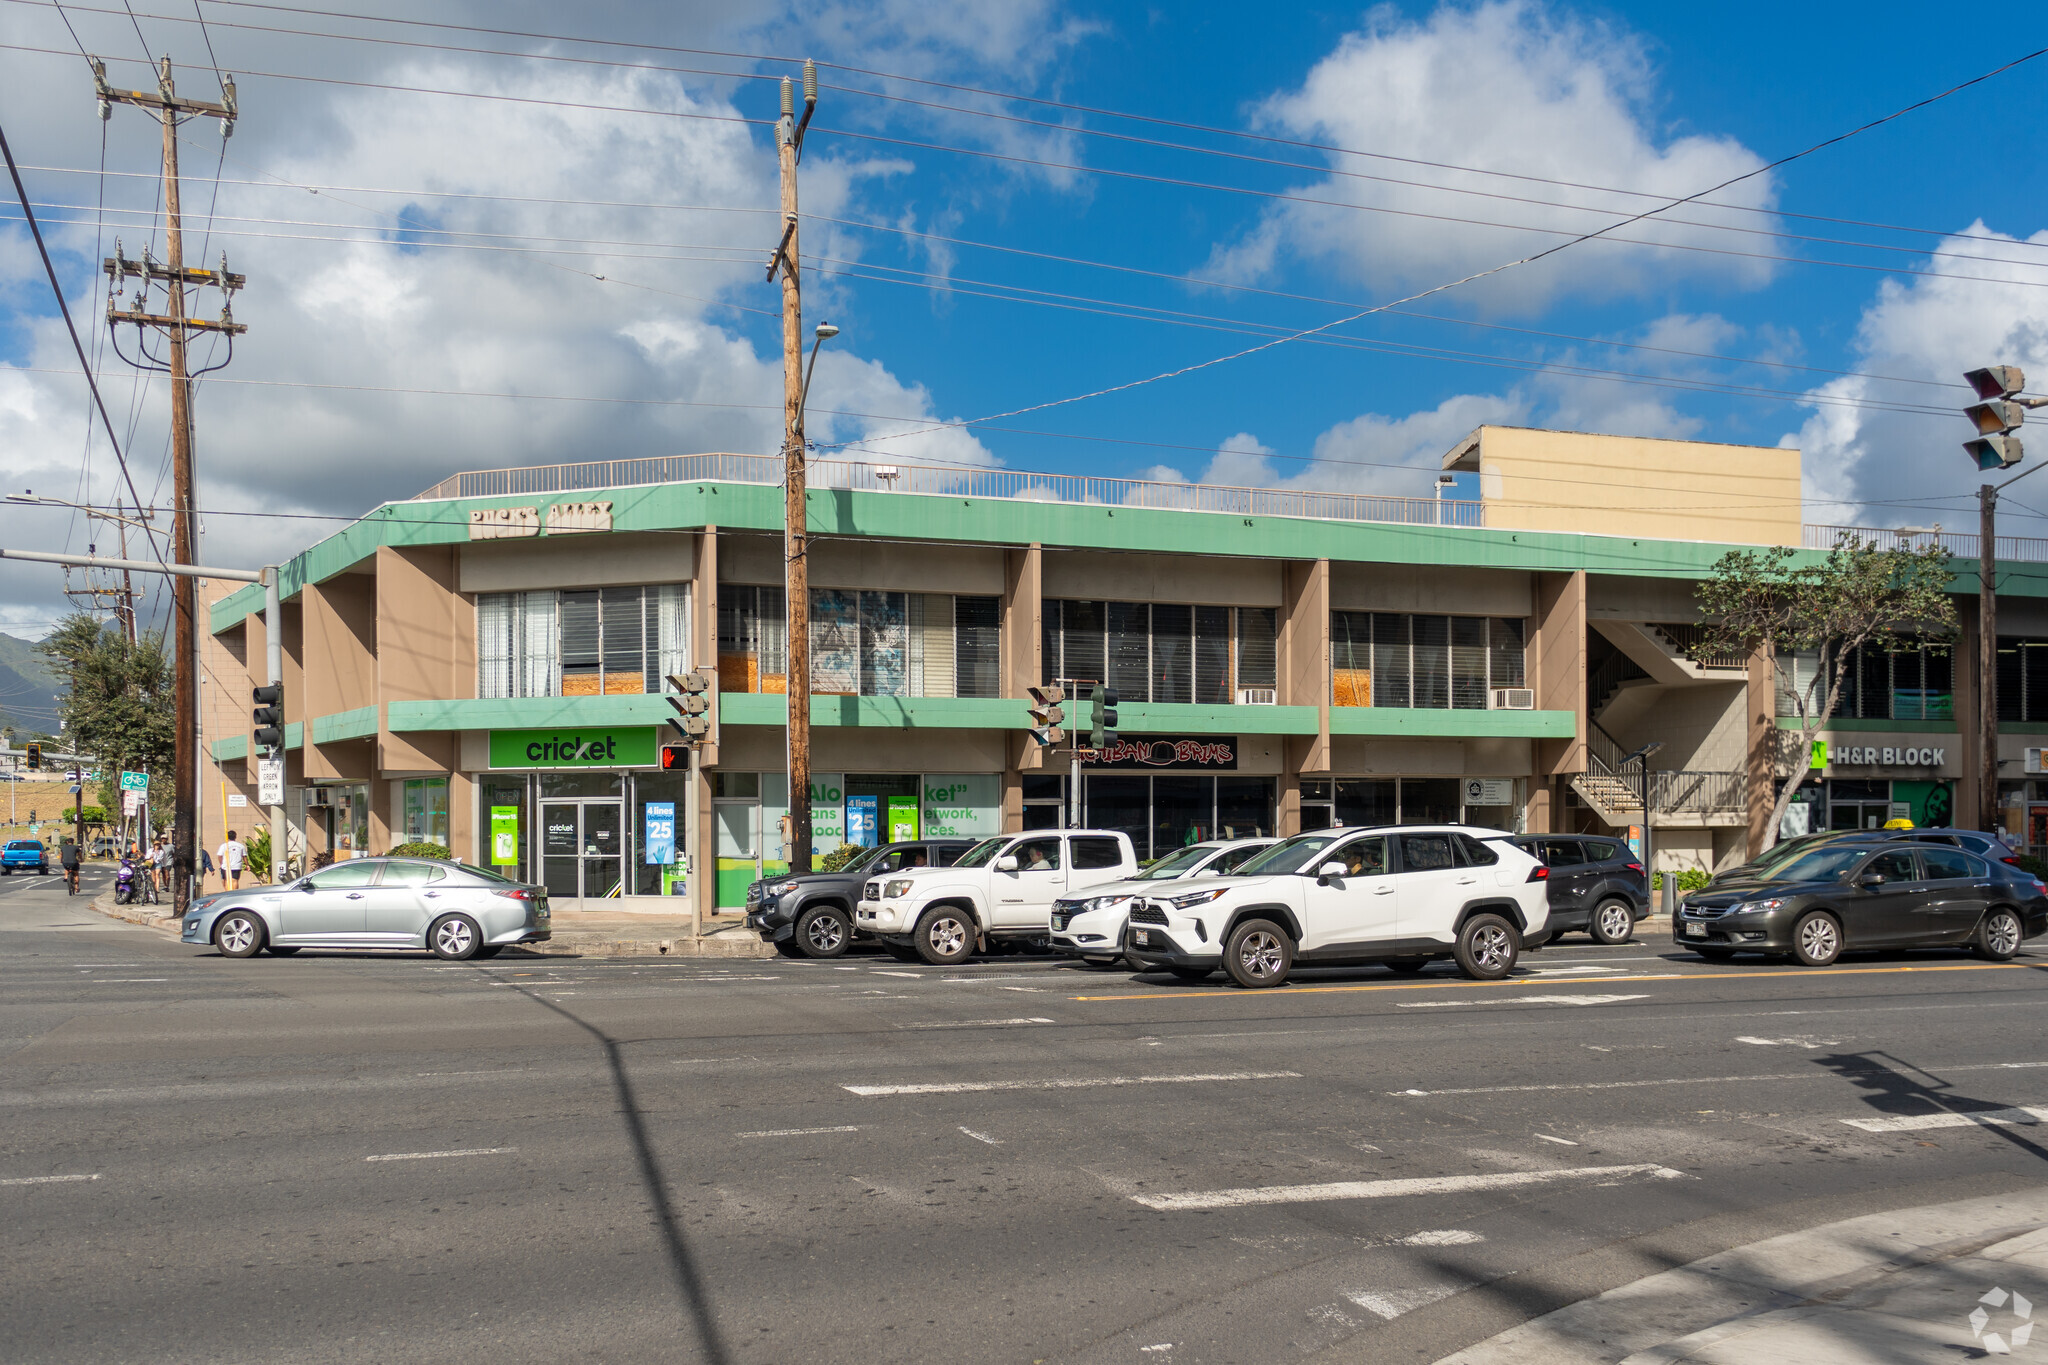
[[1070, 960, 2042, 1002]]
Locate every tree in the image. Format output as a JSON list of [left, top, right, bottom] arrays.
[[36, 613, 174, 821], [1697, 536, 1959, 851]]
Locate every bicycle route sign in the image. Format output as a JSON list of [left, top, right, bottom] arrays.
[[119, 771, 149, 792]]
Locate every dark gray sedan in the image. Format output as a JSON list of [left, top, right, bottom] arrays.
[[181, 856, 550, 959], [1676, 841, 2048, 966]]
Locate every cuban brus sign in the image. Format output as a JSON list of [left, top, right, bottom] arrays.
[[1079, 735, 1238, 770]]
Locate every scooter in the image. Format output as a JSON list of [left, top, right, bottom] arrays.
[[114, 857, 137, 905]]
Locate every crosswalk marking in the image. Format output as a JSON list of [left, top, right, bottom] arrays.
[[1843, 1105, 2048, 1133], [1131, 1163, 1688, 1211]]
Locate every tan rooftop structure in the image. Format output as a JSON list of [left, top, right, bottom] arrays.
[[1442, 425, 1803, 546]]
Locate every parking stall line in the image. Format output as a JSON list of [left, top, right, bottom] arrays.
[[0, 1173, 101, 1187], [1131, 1162, 1689, 1211], [738, 1126, 861, 1139], [1071, 960, 2043, 1002], [844, 1070, 1301, 1097]]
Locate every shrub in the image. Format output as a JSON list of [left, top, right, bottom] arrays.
[[818, 844, 867, 872], [1674, 866, 1713, 893], [387, 841, 457, 860]]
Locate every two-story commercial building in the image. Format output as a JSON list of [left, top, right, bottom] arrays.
[[197, 425, 2048, 919]]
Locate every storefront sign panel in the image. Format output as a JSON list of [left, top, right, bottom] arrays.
[[1078, 735, 1237, 770], [489, 727, 657, 769], [490, 806, 520, 865], [887, 796, 920, 842], [923, 775, 1000, 838], [1828, 745, 1946, 767], [1463, 778, 1513, 805], [846, 794, 880, 847], [643, 802, 676, 865]]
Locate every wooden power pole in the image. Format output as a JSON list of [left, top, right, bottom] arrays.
[[770, 64, 817, 876], [96, 56, 243, 914]]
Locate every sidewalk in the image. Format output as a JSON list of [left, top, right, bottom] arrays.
[[1438, 1187, 2048, 1364], [84, 890, 774, 958]]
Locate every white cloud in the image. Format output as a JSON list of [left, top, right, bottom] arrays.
[[1790, 222, 2048, 527], [1204, 0, 1778, 313]]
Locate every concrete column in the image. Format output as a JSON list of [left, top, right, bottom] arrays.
[[1276, 770, 1301, 837], [1531, 570, 1588, 780], [1280, 559, 1330, 773], [375, 545, 464, 776], [302, 574, 377, 784], [1003, 544, 1044, 772]]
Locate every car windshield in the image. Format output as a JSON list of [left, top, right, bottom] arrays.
[[1234, 833, 1343, 876], [1747, 832, 1841, 872], [1766, 847, 1871, 883], [837, 844, 891, 876], [952, 836, 1010, 869], [1133, 844, 1221, 879]]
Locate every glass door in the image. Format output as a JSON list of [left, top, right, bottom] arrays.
[[582, 801, 623, 899], [539, 800, 627, 901], [542, 802, 582, 900]]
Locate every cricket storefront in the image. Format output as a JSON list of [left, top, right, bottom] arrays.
[[482, 725, 690, 908]]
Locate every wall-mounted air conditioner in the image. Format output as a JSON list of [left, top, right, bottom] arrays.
[[1237, 687, 1278, 705], [1491, 688, 1535, 710]]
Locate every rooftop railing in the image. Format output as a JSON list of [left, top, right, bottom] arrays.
[[411, 455, 2048, 561]]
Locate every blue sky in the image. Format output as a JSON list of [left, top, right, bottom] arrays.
[[4, 0, 2048, 634]]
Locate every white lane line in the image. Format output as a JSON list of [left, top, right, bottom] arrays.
[[738, 1125, 860, 1139], [1131, 1163, 1687, 1212], [942, 976, 1046, 984], [1535, 1134, 1579, 1146], [846, 1070, 1302, 1097], [416, 1069, 530, 1077], [0, 1173, 101, 1186], [871, 970, 924, 978], [1395, 1059, 2048, 1099], [1397, 994, 1648, 1008], [1736, 1035, 1840, 1048], [1526, 965, 1628, 976], [89, 978, 169, 984], [363, 1146, 517, 1163], [999, 986, 1044, 993], [1844, 1105, 2048, 1133], [1344, 1286, 1459, 1320], [1399, 1229, 1484, 1246], [959, 1126, 1002, 1145], [895, 1018, 1056, 1030]]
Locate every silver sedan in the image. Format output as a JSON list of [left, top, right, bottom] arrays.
[[181, 856, 551, 960]]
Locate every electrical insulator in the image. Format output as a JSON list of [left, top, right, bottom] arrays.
[[803, 59, 817, 104]]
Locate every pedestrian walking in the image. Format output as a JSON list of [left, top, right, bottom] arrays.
[[199, 845, 215, 888], [149, 837, 172, 904], [218, 830, 247, 890]]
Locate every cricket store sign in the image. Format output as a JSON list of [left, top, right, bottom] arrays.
[[489, 727, 657, 769], [1079, 735, 1237, 770], [1829, 744, 1946, 768]]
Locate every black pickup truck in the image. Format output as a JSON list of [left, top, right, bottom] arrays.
[[745, 839, 975, 958]]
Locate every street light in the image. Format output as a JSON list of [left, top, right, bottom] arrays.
[[1964, 364, 2048, 832], [800, 320, 837, 420], [1623, 741, 1665, 902], [1434, 473, 1457, 526]]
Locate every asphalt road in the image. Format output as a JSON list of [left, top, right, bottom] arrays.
[[6, 879, 2048, 1364]]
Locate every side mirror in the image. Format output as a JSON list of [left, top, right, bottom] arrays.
[[1317, 860, 1347, 883], [994, 855, 1019, 872], [298, 880, 317, 892], [1857, 873, 1885, 888]]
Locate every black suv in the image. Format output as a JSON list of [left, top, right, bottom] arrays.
[[1510, 834, 1649, 944], [746, 840, 975, 958]]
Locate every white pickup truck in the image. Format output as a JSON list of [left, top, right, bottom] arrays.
[[855, 828, 1140, 964]]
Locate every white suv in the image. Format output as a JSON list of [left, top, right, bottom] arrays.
[[1050, 837, 1277, 968], [856, 829, 1139, 965], [1121, 825, 1549, 988]]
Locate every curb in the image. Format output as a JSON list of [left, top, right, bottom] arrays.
[[87, 889, 180, 935]]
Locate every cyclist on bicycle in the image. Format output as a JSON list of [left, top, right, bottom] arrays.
[[59, 837, 80, 895]]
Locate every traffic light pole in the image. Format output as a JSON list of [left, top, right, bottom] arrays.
[[265, 567, 284, 881]]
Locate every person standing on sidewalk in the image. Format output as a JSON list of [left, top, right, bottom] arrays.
[[217, 831, 246, 891]]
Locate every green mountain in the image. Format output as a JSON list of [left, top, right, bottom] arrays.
[[0, 633, 63, 736]]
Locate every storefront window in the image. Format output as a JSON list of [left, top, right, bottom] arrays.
[[1332, 613, 1526, 709], [1045, 600, 1276, 702], [483, 778, 528, 881], [1079, 774, 1277, 860], [478, 584, 687, 699], [402, 778, 449, 846], [633, 771, 689, 896]]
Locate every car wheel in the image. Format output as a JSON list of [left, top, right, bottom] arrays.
[[796, 906, 852, 959], [429, 913, 483, 961], [774, 938, 806, 958], [1589, 899, 1635, 945], [214, 910, 264, 958], [1695, 947, 1736, 962], [1167, 965, 1212, 981], [264, 945, 301, 956], [1790, 911, 1843, 967], [1223, 918, 1293, 989], [1453, 912, 1519, 980], [1976, 907, 2024, 961], [1385, 959, 1431, 974], [913, 907, 975, 966]]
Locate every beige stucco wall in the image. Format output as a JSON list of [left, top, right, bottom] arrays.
[[459, 531, 695, 594], [1445, 425, 1802, 547], [1329, 563, 1531, 617], [1041, 551, 1284, 606], [715, 531, 1008, 597]]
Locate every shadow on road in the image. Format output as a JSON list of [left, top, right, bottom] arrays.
[[1816, 1049, 2048, 1166], [500, 980, 733, 1365]]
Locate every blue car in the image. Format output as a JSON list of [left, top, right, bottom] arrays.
[[2, 840, 50, 875]]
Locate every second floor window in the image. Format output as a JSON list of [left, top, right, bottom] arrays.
[[1331, 612, 1525, 708], [720, 587, 1001, 698], [1042, 600, 1278, 702], [1777, 639, 1954, 722], [478, 584, 690, 699]]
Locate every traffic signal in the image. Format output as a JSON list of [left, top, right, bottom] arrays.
[[25, 740, 41, 770], [659, 743, 688, 771], [665, 668, 718, 745], [1026, 685, 1065, 748], [251, 683, 284, 752], [1965, 365, 2028, 470], [1090, 685, 1118, 749]]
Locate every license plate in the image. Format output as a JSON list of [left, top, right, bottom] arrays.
[[1684, 922, 1705, 937], [1132, 929, 1151, 947]]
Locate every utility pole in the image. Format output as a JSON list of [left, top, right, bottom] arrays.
[[769, 62, 818, 876], [96, 55, 242, 915]]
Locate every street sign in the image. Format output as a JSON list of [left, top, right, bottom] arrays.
[[227, 793, 248, 808], [256, 756, 284, 806], [119, 771, 148, 792], [123, 790, 143, 816]]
